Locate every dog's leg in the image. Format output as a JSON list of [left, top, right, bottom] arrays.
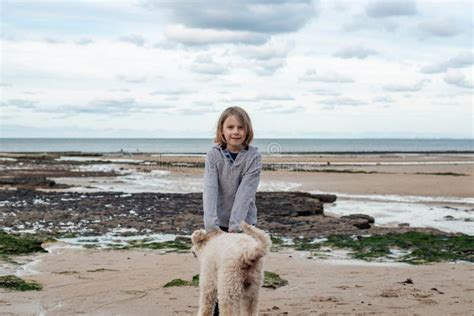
[[241, 287, 259, 316], [241, 267, 263, 316], [198, 289, 217, 316], [217, 273, 242, 316], [217, 297, 240, 316], [197, 284, 217, 316]]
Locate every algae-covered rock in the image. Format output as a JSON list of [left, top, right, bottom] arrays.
[[164, 274, 199, 287], [0, 231, 47, 256], [0, 275, 42, 291], [263, 271, 288, 289]]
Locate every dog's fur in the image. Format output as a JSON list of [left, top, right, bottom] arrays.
[[191, 222, 271, 316]]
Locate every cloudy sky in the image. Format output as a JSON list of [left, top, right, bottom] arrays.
[[1, 0, 473, 138]]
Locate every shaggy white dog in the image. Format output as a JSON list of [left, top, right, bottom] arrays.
[[191, 222, 271, 316]]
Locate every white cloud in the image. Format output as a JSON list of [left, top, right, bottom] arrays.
[[319, 97, 367, 109], [373, 95, 395, 103], [116, 75, 148, 84], [190, 56, 229, 75], [343, 14, 399, 32], [384, 79, 429, 92], [145, 0, 317, 34], [223, 93, 294, 103], [75, 38, 93, 45], [43, 37, 65, 44], [258, 104, 305, 114], [165, 24, 269, 46], [419, 18, 460, 37], [150, 88, 194, 96], [300, 69, 355, 83], [365, 0, 418, 18], [443, 70, 473, 89], [310, 88, 341, 97], [2, 99, 38, 109], [421, 52, 474, 74], [333, 44, 379, 59], [235, 39, 293, 60], [118, 34, 146, 47]]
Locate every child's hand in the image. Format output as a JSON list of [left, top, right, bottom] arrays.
[[207, 229, 224, 239]]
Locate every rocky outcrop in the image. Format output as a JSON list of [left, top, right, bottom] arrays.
[[0, 176, 56, 188], [0, 190, 447, 238], [255, 192, 331, 217], [341, 214, 375, 223], [341, 214, 375, 229]]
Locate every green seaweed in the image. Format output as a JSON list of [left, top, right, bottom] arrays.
[[164, 272, 288, 289], [87, 268, 118, 273], [83, 243, 100, 249], [164, 274, 199, 288], [0, 231, 47, 256], [323, 232, 474, 264], [263, 271, 288, 289], [0, 275, 42, 291], [413, 172, 467, 176], [0, 254, 19, 264], [130, 239, 192, 251], [293, 238, 322, 251], [77, 238, 100, 243], [270, 236, 285, 252]]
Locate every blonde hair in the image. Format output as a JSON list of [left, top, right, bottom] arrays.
[[214, 106, 254, 147]]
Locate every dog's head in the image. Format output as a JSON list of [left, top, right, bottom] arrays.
[[191, 229, 208, 257]]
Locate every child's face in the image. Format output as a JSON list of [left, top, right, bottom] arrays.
[[222, 115, 246, 152]]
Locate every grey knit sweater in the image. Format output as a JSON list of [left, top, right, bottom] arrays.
[[203, 144, 262, 232]]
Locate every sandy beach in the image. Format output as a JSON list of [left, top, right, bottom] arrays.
[[0, 152, 473, 315], [2, 247, 473, 315]]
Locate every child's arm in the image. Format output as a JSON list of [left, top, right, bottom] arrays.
[[203, 149, 221, 232], [228, 152, 262, 232]]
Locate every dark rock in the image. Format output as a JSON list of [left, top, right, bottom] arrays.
[[350, 219, 371, 229], [341, 214, 375, 223], [296, 210, 314, 216], [399, 278, 414, 285], [311, 194, 337, 203], [256, 191, 329, 217], [0, 189, 450, 238], [0, 176, 56, 188]]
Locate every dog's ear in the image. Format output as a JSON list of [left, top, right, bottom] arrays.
[[191, 229, 208, 249]]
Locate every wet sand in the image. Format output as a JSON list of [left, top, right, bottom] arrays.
[[8, 152, 469, 198], [2, 247, 473, 315]]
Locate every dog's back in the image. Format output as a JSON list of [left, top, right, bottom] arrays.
[[193, 223, 271, 316]]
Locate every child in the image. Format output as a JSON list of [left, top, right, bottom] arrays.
[[202, 106, 262, 315], [203, 106, 262, 234]]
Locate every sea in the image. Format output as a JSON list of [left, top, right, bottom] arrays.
[[0, 138, 473, 154]]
